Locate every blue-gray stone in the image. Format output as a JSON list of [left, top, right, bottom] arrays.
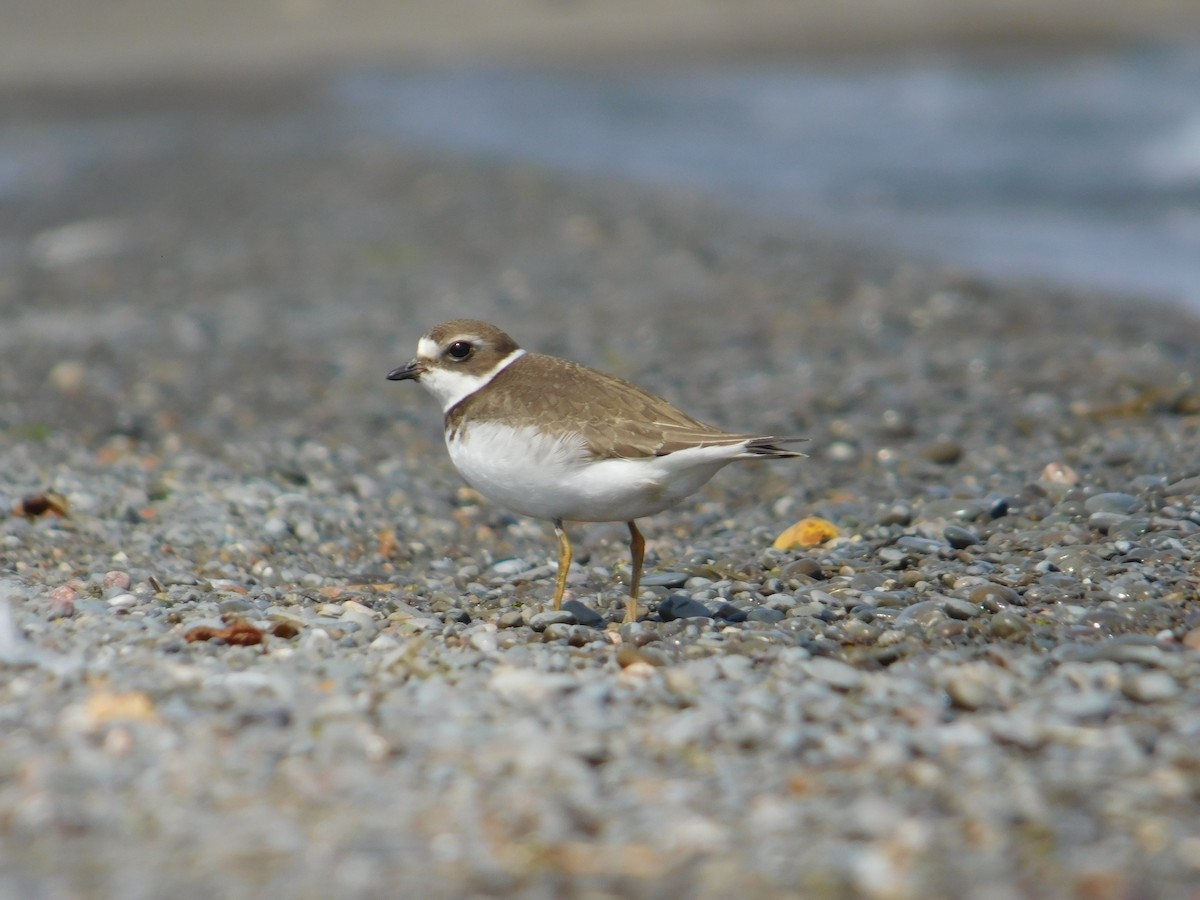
[[896, 536, 946, 555], [747, 607, 785, 624], [1084, 492, 1140, 515], [562, 599, 605, 629], [942, 525, 980, 549], [657, 594, 713, 622], [712, 602, 748, 622], [641, 572, 690, 588], [529, 609, 577, 631]]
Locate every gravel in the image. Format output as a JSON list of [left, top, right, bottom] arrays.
[[1, 77, 1199, 898]]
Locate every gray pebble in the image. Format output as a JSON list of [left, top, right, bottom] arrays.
[[942, 596, 983, 620], [497, 610, 525, 629], [867, 591, 911, 609], [541, 622, 580, 643], [747, 607, 785, 624], [107, 593, 138, 610], [877, 503, 913, 526], [658, 594, 713, 622], [1164, 475, 1200, 496], [1122, 671, 1180, 703], [896, 536, 946, 555], [491, 557, 533, 577], [219, 597, 253, 615], [922, 440, 963, 465], [763, 593, 798, 611], [1084, 492, 1140, 515], [711, 602, 748, 622], [1051, 689, 1115, 720], [562, 599, 605, 628], [805, 657, 863, 691], [1088, 511, 1130, 533], [922, 498, 987, 520], [1080, 639, 1170, 666], [943, 525, 980, 549], [1109, 518, 1151, 540], [263, 517, 290, 538], [467, 627, 499, 653], [341, 611, 379, 636], [641, 572, 690, 588], [527, 609, 577, 631], [988, 714, 1044, 750], [944, 669, 996, 710], [989, 611, 1031, 640], [894, 601, 946, 628]]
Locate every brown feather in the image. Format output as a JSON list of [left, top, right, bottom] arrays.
[[446, 353, 803, 460]]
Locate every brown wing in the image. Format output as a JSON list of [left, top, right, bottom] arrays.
[[448, 353, 766, 459]]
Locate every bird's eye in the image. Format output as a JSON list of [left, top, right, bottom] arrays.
[[446, 340, 473, 361]]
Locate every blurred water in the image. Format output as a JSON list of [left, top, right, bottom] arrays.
[[335, 46, 1200, 313], [2, 48, 1197, 313]]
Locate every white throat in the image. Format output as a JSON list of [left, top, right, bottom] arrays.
[[421, 348, 526, 412]]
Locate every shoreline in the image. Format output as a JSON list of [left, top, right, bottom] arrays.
[[4, 1, 1200, 89]]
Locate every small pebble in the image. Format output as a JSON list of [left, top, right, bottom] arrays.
[[48, 360, 88, 393], [48, 585, 78, 617], [1052, 689, 1115, 720], [711, 602, 748, 622], [747, 607, 785, 624], [107, 593, 138, 610], [942, 525, 979, 549], [562, 598, 605, 628], [1088, 511, 1130, 533], [944, 666, 997, 710], [894, 601, 946, 628], [467, 627, 499, 653], [658, 594, 713, 622], [942, 596, 983, 620], [491, 558, 533, 577], [895, 536, 945, 555], [922, 440, 963, 464], [877, 503, 913, 526], [922, 498, 987, 520], [103, 571, 132, 591], [989, 612, 1031, 640], [1084, 492, 1139, 515], [1038, 462, 1080, 497], [527, 609, 577, 631], [805, 657, 863, 691], [641, 572, 690, 588], [1122, 672, 1180, 703]]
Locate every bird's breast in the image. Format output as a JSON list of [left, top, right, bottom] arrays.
[[446, 421, 727, 522]]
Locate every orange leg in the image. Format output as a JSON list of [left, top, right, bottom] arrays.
[[625, 521, 644, 624], [551, 519, 571, 610]]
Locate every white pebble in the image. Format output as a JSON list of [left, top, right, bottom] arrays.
[[107, 593, 138, 610]]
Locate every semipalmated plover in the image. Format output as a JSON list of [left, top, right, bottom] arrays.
[[389, 320, 804, 623]]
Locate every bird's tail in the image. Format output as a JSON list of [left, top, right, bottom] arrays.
[[743, 436, 808, 459]]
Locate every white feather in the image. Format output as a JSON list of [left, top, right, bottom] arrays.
[[419, 348, 526, 412], [448, 421, 750, 522]]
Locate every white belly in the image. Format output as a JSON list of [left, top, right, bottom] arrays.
[[447, 422, 732, 523]]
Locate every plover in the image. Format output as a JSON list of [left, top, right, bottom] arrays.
[[389, 319, 804, 623]]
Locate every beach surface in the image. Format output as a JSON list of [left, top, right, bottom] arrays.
[[2, 6, 1200, 898]]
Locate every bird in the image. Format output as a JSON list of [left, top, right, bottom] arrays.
[[388, 319, 805, 624]]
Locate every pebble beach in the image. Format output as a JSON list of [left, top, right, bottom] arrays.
[[2, 63, 1200, 900]]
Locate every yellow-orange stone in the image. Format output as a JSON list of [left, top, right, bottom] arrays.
[[772, 516, 840, 550]]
